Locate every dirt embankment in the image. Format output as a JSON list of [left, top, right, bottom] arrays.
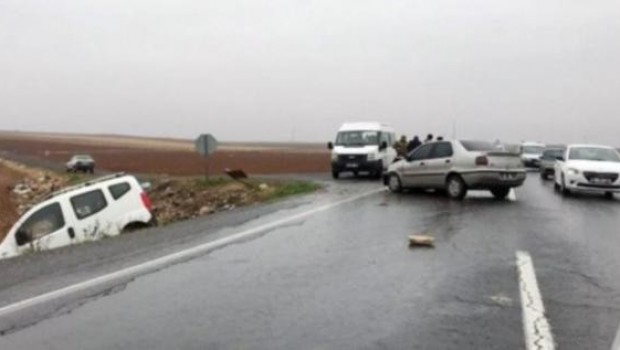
[[0, 160, 68, 243], [0, 157, 321, 244], [0, 164, 22, 242], [148, 177, 320, 225]]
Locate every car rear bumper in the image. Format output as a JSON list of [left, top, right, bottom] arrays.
[[461, 170, 527, 189], [332, 160, 383, 173]]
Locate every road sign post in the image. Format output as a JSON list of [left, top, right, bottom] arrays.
[[194, 134, 218, 178]]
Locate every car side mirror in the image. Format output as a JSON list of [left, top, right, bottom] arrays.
[[327, 142, 334, 150], [15, 229, 30, 246], [379, 141, 388, 151]]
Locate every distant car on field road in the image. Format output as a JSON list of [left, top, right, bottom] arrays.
[[384, 140, 526, 200], [0, 173, 154, 260], [554, 145, 620, 199], [66, 154, 96, 173], [539, 146, 566, 180], [521, 142, 545, 168], [328, 122, 397, 179]]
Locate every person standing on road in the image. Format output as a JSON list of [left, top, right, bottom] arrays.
[[394, 135, 409, 157], [407, 136, 422, 153], [424, 134, 434, 143]]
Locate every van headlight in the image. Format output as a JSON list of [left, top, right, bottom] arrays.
[[568, 168, 580, 175]]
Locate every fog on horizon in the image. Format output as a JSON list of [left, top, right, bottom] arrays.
[[1, 0, 619, 145]]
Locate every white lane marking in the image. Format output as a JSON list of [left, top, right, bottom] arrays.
[[465, 189, 517, 201], [509, 189, 517, 202], [516, 251, 555, 350], [611, 328, 620, 350], [0, 188, 382, 318]]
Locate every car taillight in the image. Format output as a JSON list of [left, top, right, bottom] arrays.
[[140, 192, 152, 211], [475, 156, 489, 166]]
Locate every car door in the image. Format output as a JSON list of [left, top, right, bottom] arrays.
[[401, 144, 433, 187], [14, 201, 72, 253], [425, 142, 455, 188], [68, 188, 115, 242]]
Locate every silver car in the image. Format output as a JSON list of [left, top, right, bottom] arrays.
[[384, 140, 526, 200]]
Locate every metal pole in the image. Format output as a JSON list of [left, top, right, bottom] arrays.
[[204, 156, 209, 179]]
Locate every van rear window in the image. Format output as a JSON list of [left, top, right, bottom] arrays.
[[71, 190, 108, 220], [109, 182, 131, 200]]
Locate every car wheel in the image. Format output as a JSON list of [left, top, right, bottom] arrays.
[[561, 174, 571, 195], [490, 187, 510, 200], [388, 173, 403, 193], [605, 192, 614, 200], [446, 175, 467, 200], [353, 171, 359, 177], [540, 171, 548, 180], [332, 170, 340, 180]]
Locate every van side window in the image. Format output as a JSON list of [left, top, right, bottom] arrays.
[[109, 182, 131, 200], [71, 190, 108, 220], [15, 203, 65, 246]]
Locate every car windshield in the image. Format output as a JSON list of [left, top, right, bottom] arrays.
[[522, 146, 544, 155], [542, 149, 564, 158], [335, 131, 380, 146], [75, 155, 93, 160], [568, 147, 620, 162]]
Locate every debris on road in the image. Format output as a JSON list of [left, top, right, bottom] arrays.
[[408, 234, 435, 248], [488, 294, 513, 307]]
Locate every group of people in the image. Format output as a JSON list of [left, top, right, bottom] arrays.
[[394, 134, 444, 157]]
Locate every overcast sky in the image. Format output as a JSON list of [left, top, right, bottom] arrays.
[[1, 0, 619, 144]]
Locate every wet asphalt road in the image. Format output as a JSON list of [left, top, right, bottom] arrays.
[[2, 174, 620, 349]]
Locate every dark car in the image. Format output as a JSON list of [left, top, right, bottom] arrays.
[[539, 147, 566, 180], [66, 154, 96, 173]]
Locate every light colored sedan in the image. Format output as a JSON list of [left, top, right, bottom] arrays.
[[384, 140, 526, 200], [554, 144, 620, 199]]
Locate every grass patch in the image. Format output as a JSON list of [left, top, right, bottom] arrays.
[[267, 181, 321, 200], [191, 177, 233, 189], [66, 173, 90, 185]]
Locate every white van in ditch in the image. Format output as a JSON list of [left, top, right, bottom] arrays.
[[328, 122, 398, 179], [0, 173, 154, 260]]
